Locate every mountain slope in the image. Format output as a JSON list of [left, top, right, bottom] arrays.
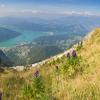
[[0, 49, 12, 67], [33, 33, 82, 49], [79, 28, 100, 73], [5, 44, 62, 65], [0, 28, 100, 100], [4, 33, 82, 66], [0, 27, 21, 42]]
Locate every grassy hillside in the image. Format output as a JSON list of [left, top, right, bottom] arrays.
[[0, 28, 100, 100]]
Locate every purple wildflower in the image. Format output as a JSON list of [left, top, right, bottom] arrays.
[[34, 70, 39, 77], [66, 52, 70, 58], [72, 50, 77, 58]]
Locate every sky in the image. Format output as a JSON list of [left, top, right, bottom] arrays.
[[0, 0, 100, 17]]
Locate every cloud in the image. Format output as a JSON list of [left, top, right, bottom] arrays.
[[20, 9, 39, 14], [61, 11, 100, 16], [0, 6, 99, 17]]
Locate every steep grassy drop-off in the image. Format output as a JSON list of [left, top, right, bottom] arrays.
[[0, 28, 100, 100]]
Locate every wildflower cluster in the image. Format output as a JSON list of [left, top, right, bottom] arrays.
[[72, 50, 77, 58], [66, 52, 70, 58], [66, 49, 77, 59], [23, 70, 48, 100], [32, 71, 46, 99], [34, 70, 39, 77], [61, 49, 82, 77]]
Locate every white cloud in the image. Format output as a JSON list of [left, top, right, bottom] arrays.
[[61, 11, 100, 16], [19, 9, 39, 14], [0, 6, 99, 17]]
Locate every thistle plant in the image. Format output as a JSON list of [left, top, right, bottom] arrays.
[[66, 52, 70, 58], [72, 50, 77, 58], [62, 50, 82, 77], [34, 70, 39, 77], [23, 70, 48, 100]]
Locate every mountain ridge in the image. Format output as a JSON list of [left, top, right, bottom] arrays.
[[0, 49, 13, 68]]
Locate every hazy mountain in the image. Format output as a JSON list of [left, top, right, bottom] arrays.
[[0, 49, 12, 67], [0, 15, 100, 33], [0, 27, 21, 42], [5, 44, 62, 65], [33, 33, 82, 49]]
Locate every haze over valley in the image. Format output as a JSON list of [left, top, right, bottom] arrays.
[[0, 15, 100, 48], [0, 15, 100, 65]]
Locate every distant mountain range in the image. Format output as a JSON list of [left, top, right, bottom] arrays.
[[0, 15, 100, 32], [33, 33, 82, 50], [0, 27, 21, 42], [4, 44, 62, 66]]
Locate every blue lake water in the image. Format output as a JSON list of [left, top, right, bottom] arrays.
[[0, 31, 48, 47], [0, 29, 69, 48]]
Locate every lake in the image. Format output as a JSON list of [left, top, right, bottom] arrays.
[[0, 29, 72, 48], [0, 31, 48, 47]]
